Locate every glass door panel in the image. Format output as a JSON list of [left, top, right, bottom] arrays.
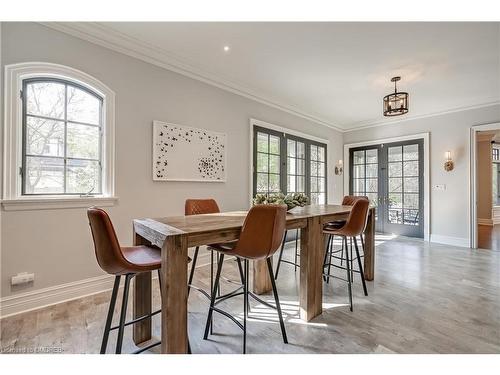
[[383, 141, 423, 237], [350, 147, 381, 230], [349, 139, 424, 238]]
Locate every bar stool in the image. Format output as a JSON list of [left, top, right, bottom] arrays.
[[324, 195, 367, 283], [203, 205, 288, 354], [186, 199, 221, 299], [185, 199, 244, 299], [322, 199, 369, 311], [274, 229, 300, 279], [87, 207, 191, 354]]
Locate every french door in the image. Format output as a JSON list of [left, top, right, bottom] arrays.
[[349, 139, 424, 238]]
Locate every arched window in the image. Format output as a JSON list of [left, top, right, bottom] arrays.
[[3, 63, 115, 209], [22, 78, 103, 195]]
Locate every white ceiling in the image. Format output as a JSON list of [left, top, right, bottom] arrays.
[[48, 22, 500, 131]]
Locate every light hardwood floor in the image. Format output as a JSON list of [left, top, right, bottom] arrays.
[[1, 235, 499, 354], [478, 224, 500, 250]]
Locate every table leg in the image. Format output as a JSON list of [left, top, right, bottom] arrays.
[[363, 208, 375, 281], [253, 258, 272, 294], [132, 232, 152, 345], [299, 216, 323, 321], [161, 234, 189, 354]]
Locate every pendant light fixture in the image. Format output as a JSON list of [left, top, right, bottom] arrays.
[[383, 76, 409, 116]]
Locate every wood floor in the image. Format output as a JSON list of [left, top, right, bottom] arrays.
[[478, 224, 500, 250], [1, 235, 499, 354]]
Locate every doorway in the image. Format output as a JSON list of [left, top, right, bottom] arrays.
[[348, 139, 425, 238], [471, 124, 500, 249]]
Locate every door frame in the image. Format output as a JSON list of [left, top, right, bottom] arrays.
[[470, 122, 500, 249], [344, 132, 430, 241]]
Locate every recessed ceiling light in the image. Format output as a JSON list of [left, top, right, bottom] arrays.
[[223, 45, 230, 52]]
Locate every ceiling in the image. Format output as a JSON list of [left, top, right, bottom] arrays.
[[47, 22, 500, 131]]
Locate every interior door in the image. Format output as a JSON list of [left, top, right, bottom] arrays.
[[350, 139, 424, 238]]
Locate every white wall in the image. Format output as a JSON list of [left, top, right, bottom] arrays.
[[343, 105, 500, 245], [0, 23, 344, 300]]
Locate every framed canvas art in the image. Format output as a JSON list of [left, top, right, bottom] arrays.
[[152, 120, 227, 182]]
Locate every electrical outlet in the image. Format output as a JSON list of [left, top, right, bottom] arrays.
[[11, 272, 35, 286], [432, 184, 446, 191]]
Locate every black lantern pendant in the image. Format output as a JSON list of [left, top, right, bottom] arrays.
[[383, 76, 409, 116]]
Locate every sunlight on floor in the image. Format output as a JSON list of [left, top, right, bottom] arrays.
[[228, 298, 346, 328]]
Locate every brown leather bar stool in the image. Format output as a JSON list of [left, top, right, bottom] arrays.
[[186, 198, 220, 299], [203, 205, 288, 354], [87, 207, 191, 354], [185, 199, 244, 299], [324, 195, 368, 283], [323, 199, 370, 311]]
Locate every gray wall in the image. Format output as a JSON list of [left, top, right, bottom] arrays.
[[0, 23, 344, 298], [344, 105, 500, 242]]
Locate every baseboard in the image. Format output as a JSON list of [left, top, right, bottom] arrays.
[[0, 248, 226, 318], [430, 234, 470, 248], [0, 274, 116, 318], [478, 218, 494, 226]]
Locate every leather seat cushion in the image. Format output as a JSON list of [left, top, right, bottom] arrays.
[[121, 245, 191, 274], [323, 220, 346, 232], [207, 240, 238, 253], [121, 245, 162, 272]]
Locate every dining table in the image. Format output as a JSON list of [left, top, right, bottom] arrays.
[[131, 204, 376, 353]]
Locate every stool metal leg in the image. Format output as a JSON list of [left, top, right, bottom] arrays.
[[157, 269, 163, 295], [116, 273, 132, 354], [274, 230, 287, 279], [236, 257, 245, 284], [294, 229, 299, 272], [243, 259, 249, 354], [216, 252, 221, 297], [353, 237, 368, 296], [210, 249, 214, 334], [187, 246, 199, 296], [344, 237, 353, 312], [100, 275, 121, 354], [323, 235, 331, 282], [267, 258, 288, 344], [350, 238, 354, 282], [203, 253, 225, 340], [327, 235, 334, 283]]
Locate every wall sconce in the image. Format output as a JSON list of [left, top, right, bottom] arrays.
[[444, 151, 454, 171], [335, 160, 343, 175]]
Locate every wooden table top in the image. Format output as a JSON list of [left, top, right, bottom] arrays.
[[133, 204, 358, 243]]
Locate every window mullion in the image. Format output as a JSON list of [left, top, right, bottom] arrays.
[[281, 133, 286, 194], [63, 84, 68, 194]]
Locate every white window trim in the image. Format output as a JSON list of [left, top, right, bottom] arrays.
[[2, 62, 116, 210]]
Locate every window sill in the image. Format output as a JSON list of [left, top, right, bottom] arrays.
[[1, 196, 118, 211]]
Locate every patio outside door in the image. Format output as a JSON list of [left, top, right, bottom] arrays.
[[349, 139, 424, 238]]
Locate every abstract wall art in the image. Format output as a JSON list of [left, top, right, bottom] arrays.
[[152, 120, 227, 182]]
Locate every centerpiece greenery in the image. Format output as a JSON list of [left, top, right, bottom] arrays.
[[253, 192, 309, 211]]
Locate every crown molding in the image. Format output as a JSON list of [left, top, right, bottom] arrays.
[[341, 100, 500, 133], [39, 22, 343, 132], [38, 22, 500, 134]]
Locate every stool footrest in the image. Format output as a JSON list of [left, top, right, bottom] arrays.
[[211, 307, 245, 331], [133, 340, 161, 354], [110, 308, 161, 331]]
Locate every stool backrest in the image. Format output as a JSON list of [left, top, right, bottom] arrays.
[[341, 198, 370, 237], [87, 207, 128, 275], [185, 199, 220, 215], [342, 195, 368, 206], [234, 204, 287, 260]]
